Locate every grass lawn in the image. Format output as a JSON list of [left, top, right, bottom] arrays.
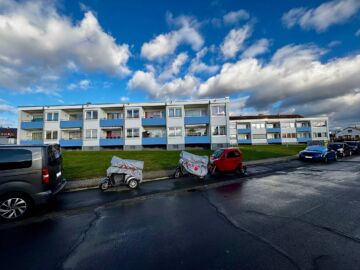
[[62, 144, 305, 180]]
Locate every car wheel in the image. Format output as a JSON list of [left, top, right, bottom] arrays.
[[127, 179, 139, 189], [210, 166, 217, 176], [0, 193, 32, 222], [324, 157, 328, 164]]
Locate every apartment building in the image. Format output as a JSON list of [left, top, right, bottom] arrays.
[[18, 98, 230, 150], [230, 114, 329, 145]]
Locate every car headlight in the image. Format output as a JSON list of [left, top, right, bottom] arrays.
[[339, 148, 344, 152]]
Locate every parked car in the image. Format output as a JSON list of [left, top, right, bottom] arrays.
[[328, 143, 353, 157], [209, 148, 247, 175], [0, 145, 66, 221], [299, 145, 337, 163], [345, 141, 360, 154]]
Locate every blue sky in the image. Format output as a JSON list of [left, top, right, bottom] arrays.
[[0, 0, 360, 128]]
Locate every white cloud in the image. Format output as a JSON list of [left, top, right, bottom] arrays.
[[356, 29, 360, 36], [141, 13, 204, 60], [223, 10, 250, 25], [0, 0, 131, 92], [128, 70, 198, 98], [229, 96, 249, 115], [120, 96, 129, 102], [68, 80, 91, 90], [220, 25, 252, 59], [198, 44, 360, 124], [159, 53, 188, 80], [241, 39, 270, 58], [189, 48, 219, 75], [282, 0, 360, 32]]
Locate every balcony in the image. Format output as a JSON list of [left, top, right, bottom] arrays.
[[267, 138, 281, 144], [184, 116, 210, 125], [59, 139, 83, 147], [296, 127, 311, 132], [237, 128, 251, 134], [142, 118, 166, 126], [100, 119, 124, 127], [266, 128, 281, 133], [297, 137, 311, 143], [20, 140, 43, 145], [238, 139, 252, 144], [60, 120, 83, 129], [100, 138, 124, 146], [142, 137, 167, 145], [185, 136, 210, 144], [21, 121, 44, 129]]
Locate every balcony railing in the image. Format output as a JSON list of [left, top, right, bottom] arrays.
[[238, 139, 252, 144], [20, 139, 43, 145], [142, 117, 166, 126], [237, 128, 251, 134], [297, 137, 311, 143], [60, 120, 83, 129], [184, 116, 210, 125], [142, 137, 167, 145], [296, 127, 311, 132], [100, 119, 124, 127], [267, 138, 281, 144], [185, 136, 210, 144], [266, 128, 281, 133], [21, 121, 44, 129], [59, 139, 83, 147], [99, 138, 124, 146]]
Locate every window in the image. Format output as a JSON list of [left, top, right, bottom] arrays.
[[237, 124, 249, 129], [85, 129, 97, 139], [281, 133, 296, 138], [32, 132, 42, 140], [313, 132, 327, 138], [106, 130, 122, 139], [252, 134, 266, 140], [238, 134, 250, 140], [211, 105, 226, 116], [46, 131, 58, 140], [32, 114, 44, 122], [0, 149, 32, 171], [46, 112, 59, 121], [185, 125, 208, 136], [227, 151, 240, 158], [282, 122, 295, 128], [312, 121, 326, 127], [212, 125, 226, 136], [143, 129, 166, 138], [145, 111, 164, 118], [267, 133, 280, 139], [296, 122, 310, 128], [168, 127, 182, 137], [168, 107, 182, 117], [127, 128, 140, 138], [68, 131, 81, 140], [251, 123, 265, 129], [107, 112, 123, 119], [85, 110, 98, 120], [185, 109, 208, 117], [126, 109, 140, 119]]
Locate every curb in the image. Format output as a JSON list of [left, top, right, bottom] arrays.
[[64, 155, 299, 191]]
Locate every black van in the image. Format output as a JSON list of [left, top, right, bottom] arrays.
[[0, 144, 66, 221]]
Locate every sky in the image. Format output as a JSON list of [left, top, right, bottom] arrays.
[[0, 0, 359, 128]]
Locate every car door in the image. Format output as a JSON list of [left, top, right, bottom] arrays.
[[225, 150, 239, 171]]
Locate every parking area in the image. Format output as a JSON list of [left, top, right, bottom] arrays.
[[0, 155, 360, 269]]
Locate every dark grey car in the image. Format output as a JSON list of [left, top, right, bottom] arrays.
[[0, 145, 66, 221]]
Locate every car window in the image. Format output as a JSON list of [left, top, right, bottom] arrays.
[[47, 145, 62, 165], [0, 149, 32, 171], [227, 151, 240, 158], [212, 149, 224, 158]]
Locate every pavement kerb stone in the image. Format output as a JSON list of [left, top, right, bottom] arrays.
[[64, 155, 299, 191]]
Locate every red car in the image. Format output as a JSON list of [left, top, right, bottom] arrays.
[[209, 148, 247, 175]]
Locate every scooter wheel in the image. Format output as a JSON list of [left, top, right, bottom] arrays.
[[210, 166, 216, 176], [128, 179, 139, 189], [99, 180, 109, 191], [174, 167, 182, 179]]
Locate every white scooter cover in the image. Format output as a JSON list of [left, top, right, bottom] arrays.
[[106, 156, 144, 181], [180, 151, 209, 177]]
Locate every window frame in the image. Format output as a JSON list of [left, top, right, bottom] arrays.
[[85, 129, 98, 139], [85, 110, 98, 120], [168, 127, 182, 137], [212, 125, 227, 136], [126, 128, 140, 138]]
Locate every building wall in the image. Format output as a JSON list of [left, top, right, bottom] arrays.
[[18, 98, 230, 150], [335, 127, 360, 140]]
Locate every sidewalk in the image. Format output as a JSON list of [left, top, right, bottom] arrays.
[[64, 155, 299, 191]]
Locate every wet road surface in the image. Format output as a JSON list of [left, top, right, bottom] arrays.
[[1, 156, 360, 270]]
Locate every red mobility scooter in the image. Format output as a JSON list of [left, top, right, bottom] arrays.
[[209, 148, 247, 176]]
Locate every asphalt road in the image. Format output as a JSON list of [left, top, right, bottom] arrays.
[[1, 156, 360, 270]]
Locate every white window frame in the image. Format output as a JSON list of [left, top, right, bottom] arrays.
[[212, 125, 226, 136], [46, 112, 59, 122], [211, 105, 226, 116], [126, 128, 140, 138], [85, 129, 98, 139], [168, 107, 182, 118], [126, 109, 140, 119], [45, 130, 58, 140], [168, 127, 182, 137], [85, 110, 98, 120]]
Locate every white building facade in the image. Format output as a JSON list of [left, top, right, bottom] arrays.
[[17, 98, 230, 150], [230, 115, 329, 145], [335, 127, 360, 141]]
